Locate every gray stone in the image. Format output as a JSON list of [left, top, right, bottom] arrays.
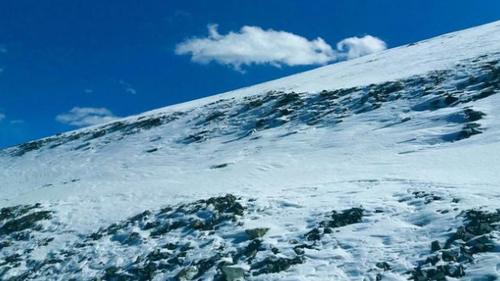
[[221, 265, 246, 281], [245, 228, 269, 239]]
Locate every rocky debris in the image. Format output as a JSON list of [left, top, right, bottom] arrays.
[[375, 262, 391, 271], [442, 121, 484, 142], [245, 228, 269, 239], [9, 112, 183, 156], [0, 204, 42, 221], [0, 195, 314, 280], [198, 111, 226, 125], [322, 207, 364, 228], [398, 190, 444, 205], [446, 209, 500, 249], [92, 194, 308, 280], [410, 263, 465, 280], [0, 210, 52, 236], [170, 57, 498, 146], [0, 204, 55, 280], [444, 108, 486, 141], [412, 191, 442, 204], [175, 265, 201, 281], [0, 195, 249, 280], [413, 93, 460, 112], [11, 140, 45, 156], [210, 163, 230, 169], [204, 194, 245, 217], [251, 256, 304, 276], [305, 207, 364, 241], [233, 239, 263, 262], [182, 130, 210, 144], [73, 142, 91, 151], [1, 192, 498, 280], [430, 240, 441, 252], [408, 209, 500, 280], [305, 228, 322, 241], [90, 194, 245, 241], [462, 108, 486, 122], [145, 147, 158, 153], [7, 57, 498, 157], [0, 204, 52, 237], [221, 265, 247, 281]]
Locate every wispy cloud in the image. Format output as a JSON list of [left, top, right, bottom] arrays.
[[56, 107, 119, 127], [336, 35, 387, 60], [0, 113, 5, 122], [10, 119, 24, 125], [175, 25, 386, 71], [119, 80, 137, 95], [0, 45, 7, 76]]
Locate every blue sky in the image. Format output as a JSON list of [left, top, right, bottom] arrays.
[[0, 0, 499, 148]]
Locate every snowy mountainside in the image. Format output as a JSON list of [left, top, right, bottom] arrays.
[[0, 21, 500, 280]]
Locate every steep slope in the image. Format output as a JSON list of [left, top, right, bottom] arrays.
[[0, 21, 499, 280]]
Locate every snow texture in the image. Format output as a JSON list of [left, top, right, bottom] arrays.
[[1, 20, 500, 280]]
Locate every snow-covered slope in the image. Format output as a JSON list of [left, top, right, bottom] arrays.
[[1, 21, 499, 281]]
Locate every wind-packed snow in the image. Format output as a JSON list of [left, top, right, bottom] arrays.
[[0, 20, 499, 280]]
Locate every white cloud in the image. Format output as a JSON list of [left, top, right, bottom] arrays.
[[176, 25, 387, 70], [336, 35, 387, 60], [0, 113, 5, 122], [10, 119, 24, 125], [56, 107, 119, 127], [176, 24, 335, 70], [125, 87, 137, 95]]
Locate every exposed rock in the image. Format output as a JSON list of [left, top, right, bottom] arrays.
[[320, 207, 364, 228], [430, 240, 441, 252], [234, 239, 262, 261], [221, 265, 247, 281], [145, 148, 158, 153], [412, 191, 442, 204], [175, 265, 198, 281], [0, 210, 52, 236], [245, 228, 269, 239], [210, 163, 230, 169], [251, 256, 304, 275], [305, 228, 321, 241], [375, 262, 391, 271], [408, 209, 500, 280]]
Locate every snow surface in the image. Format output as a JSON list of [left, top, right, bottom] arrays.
[[0, 20, 499, 280]]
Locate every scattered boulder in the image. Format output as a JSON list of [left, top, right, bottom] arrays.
[[375, 262, 391, 271], [210, 163, 230, 169], [251, 256, 304, 276], [0, 210, 52, 236], [408, 209, 500, 280], [221, 265, 247, 281], [234, 239, 262, 261], [430, 240, 441, 252], [305, 228, 321, 241], [176, 265, 198, 281], [245, 228, 269, 239], [320, 207, 364, 229], [412, 191, 442, 204]]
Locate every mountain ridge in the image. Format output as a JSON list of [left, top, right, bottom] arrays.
[[3, 20, 500, 150]]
